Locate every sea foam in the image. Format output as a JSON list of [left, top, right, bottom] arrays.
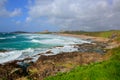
[[0, 51, 22, 64], [0, 38, 6, 40], [0, 33, 91, 64]]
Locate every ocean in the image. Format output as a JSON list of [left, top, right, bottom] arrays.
[[0, 33, 90, 64]]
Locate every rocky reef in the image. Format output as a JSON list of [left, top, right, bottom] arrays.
[[0, 41, 110, 80]]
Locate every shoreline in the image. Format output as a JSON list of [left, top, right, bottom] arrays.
[[0, 33, 119, 80], [0, 34, 105, 65], [0, 52, 104, 80], [0, 36, 109, 80], [58, 33, 120, 49], [58, 33, 109, 42]]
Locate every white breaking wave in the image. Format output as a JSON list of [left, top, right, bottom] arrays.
[[27, 35, 40, 39], [44, 45, 78, 55], [7, 36, 16, 39], [40, 39, 71, 44], [24, 34, 91, 45], [0, 36, 16, 40], [31, 39, 41, 43], [11, 36, 16, 38], [0, 34, 91, 64], [15, 48, 47, 61], [0, 45, 78, 64], [0, 38, 6, 40], [0, 51, 22, 64], [0, 48, 42, 64], [31, 36, 90, 45], [31, 39, 67, 45]]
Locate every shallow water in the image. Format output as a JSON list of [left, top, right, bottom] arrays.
[[0, 33, 90, 64]]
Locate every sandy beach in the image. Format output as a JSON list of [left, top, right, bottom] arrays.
[[58, 33, 120, 49], [58, 33, 109, 42]]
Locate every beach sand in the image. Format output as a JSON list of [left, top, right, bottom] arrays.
[[58, 33, 109, 42]]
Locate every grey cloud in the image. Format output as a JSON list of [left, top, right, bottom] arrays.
[[28, 0, 120, 31]]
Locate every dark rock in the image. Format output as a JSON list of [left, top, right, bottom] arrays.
[[0, 49, 8, 53], [18, 62, 30, 76], [0, 41, 108, 80], [46, 50, 53, 54], [76, 42, 108, 54]]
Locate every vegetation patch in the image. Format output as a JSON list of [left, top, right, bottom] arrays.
[[45, 46, 120, 80]]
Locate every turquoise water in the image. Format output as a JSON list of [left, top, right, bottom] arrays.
[[0, 33, 60, 50], [0, 33, 90, 64]]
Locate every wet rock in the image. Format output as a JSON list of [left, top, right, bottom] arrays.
[[0, 41, 109, 80], [46, 50, 53, 54], [76, 42, 107, 54], [0, 50, 8, 53], [10, 68, 22, 75], [26, 51, 104, 80], [18, 62, 31, 76], [23, 57, 33, 61]]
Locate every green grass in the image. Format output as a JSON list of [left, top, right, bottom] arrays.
[[44, 46, 120, 80]]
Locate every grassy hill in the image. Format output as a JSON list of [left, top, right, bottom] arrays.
[[45, 46, 120, 80]]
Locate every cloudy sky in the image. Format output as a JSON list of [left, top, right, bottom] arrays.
[[0, 0, 120, 32]]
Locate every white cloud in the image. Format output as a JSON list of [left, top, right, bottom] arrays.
[[26, 17, 32, 22], [9, 8, 21, 17], [0, 0, 22, 17], [27, 0, 120, 31]]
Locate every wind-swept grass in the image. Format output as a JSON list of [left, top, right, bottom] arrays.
[[45, 46, 120, 80]]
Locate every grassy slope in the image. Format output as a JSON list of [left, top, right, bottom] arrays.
[[45, 30, 120, 80], [45, 46, 120, 80]]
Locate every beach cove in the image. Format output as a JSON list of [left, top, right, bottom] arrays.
[[0, 32, 118, 80]]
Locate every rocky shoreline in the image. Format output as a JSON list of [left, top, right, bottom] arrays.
[[0, 39, 110, 80]]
